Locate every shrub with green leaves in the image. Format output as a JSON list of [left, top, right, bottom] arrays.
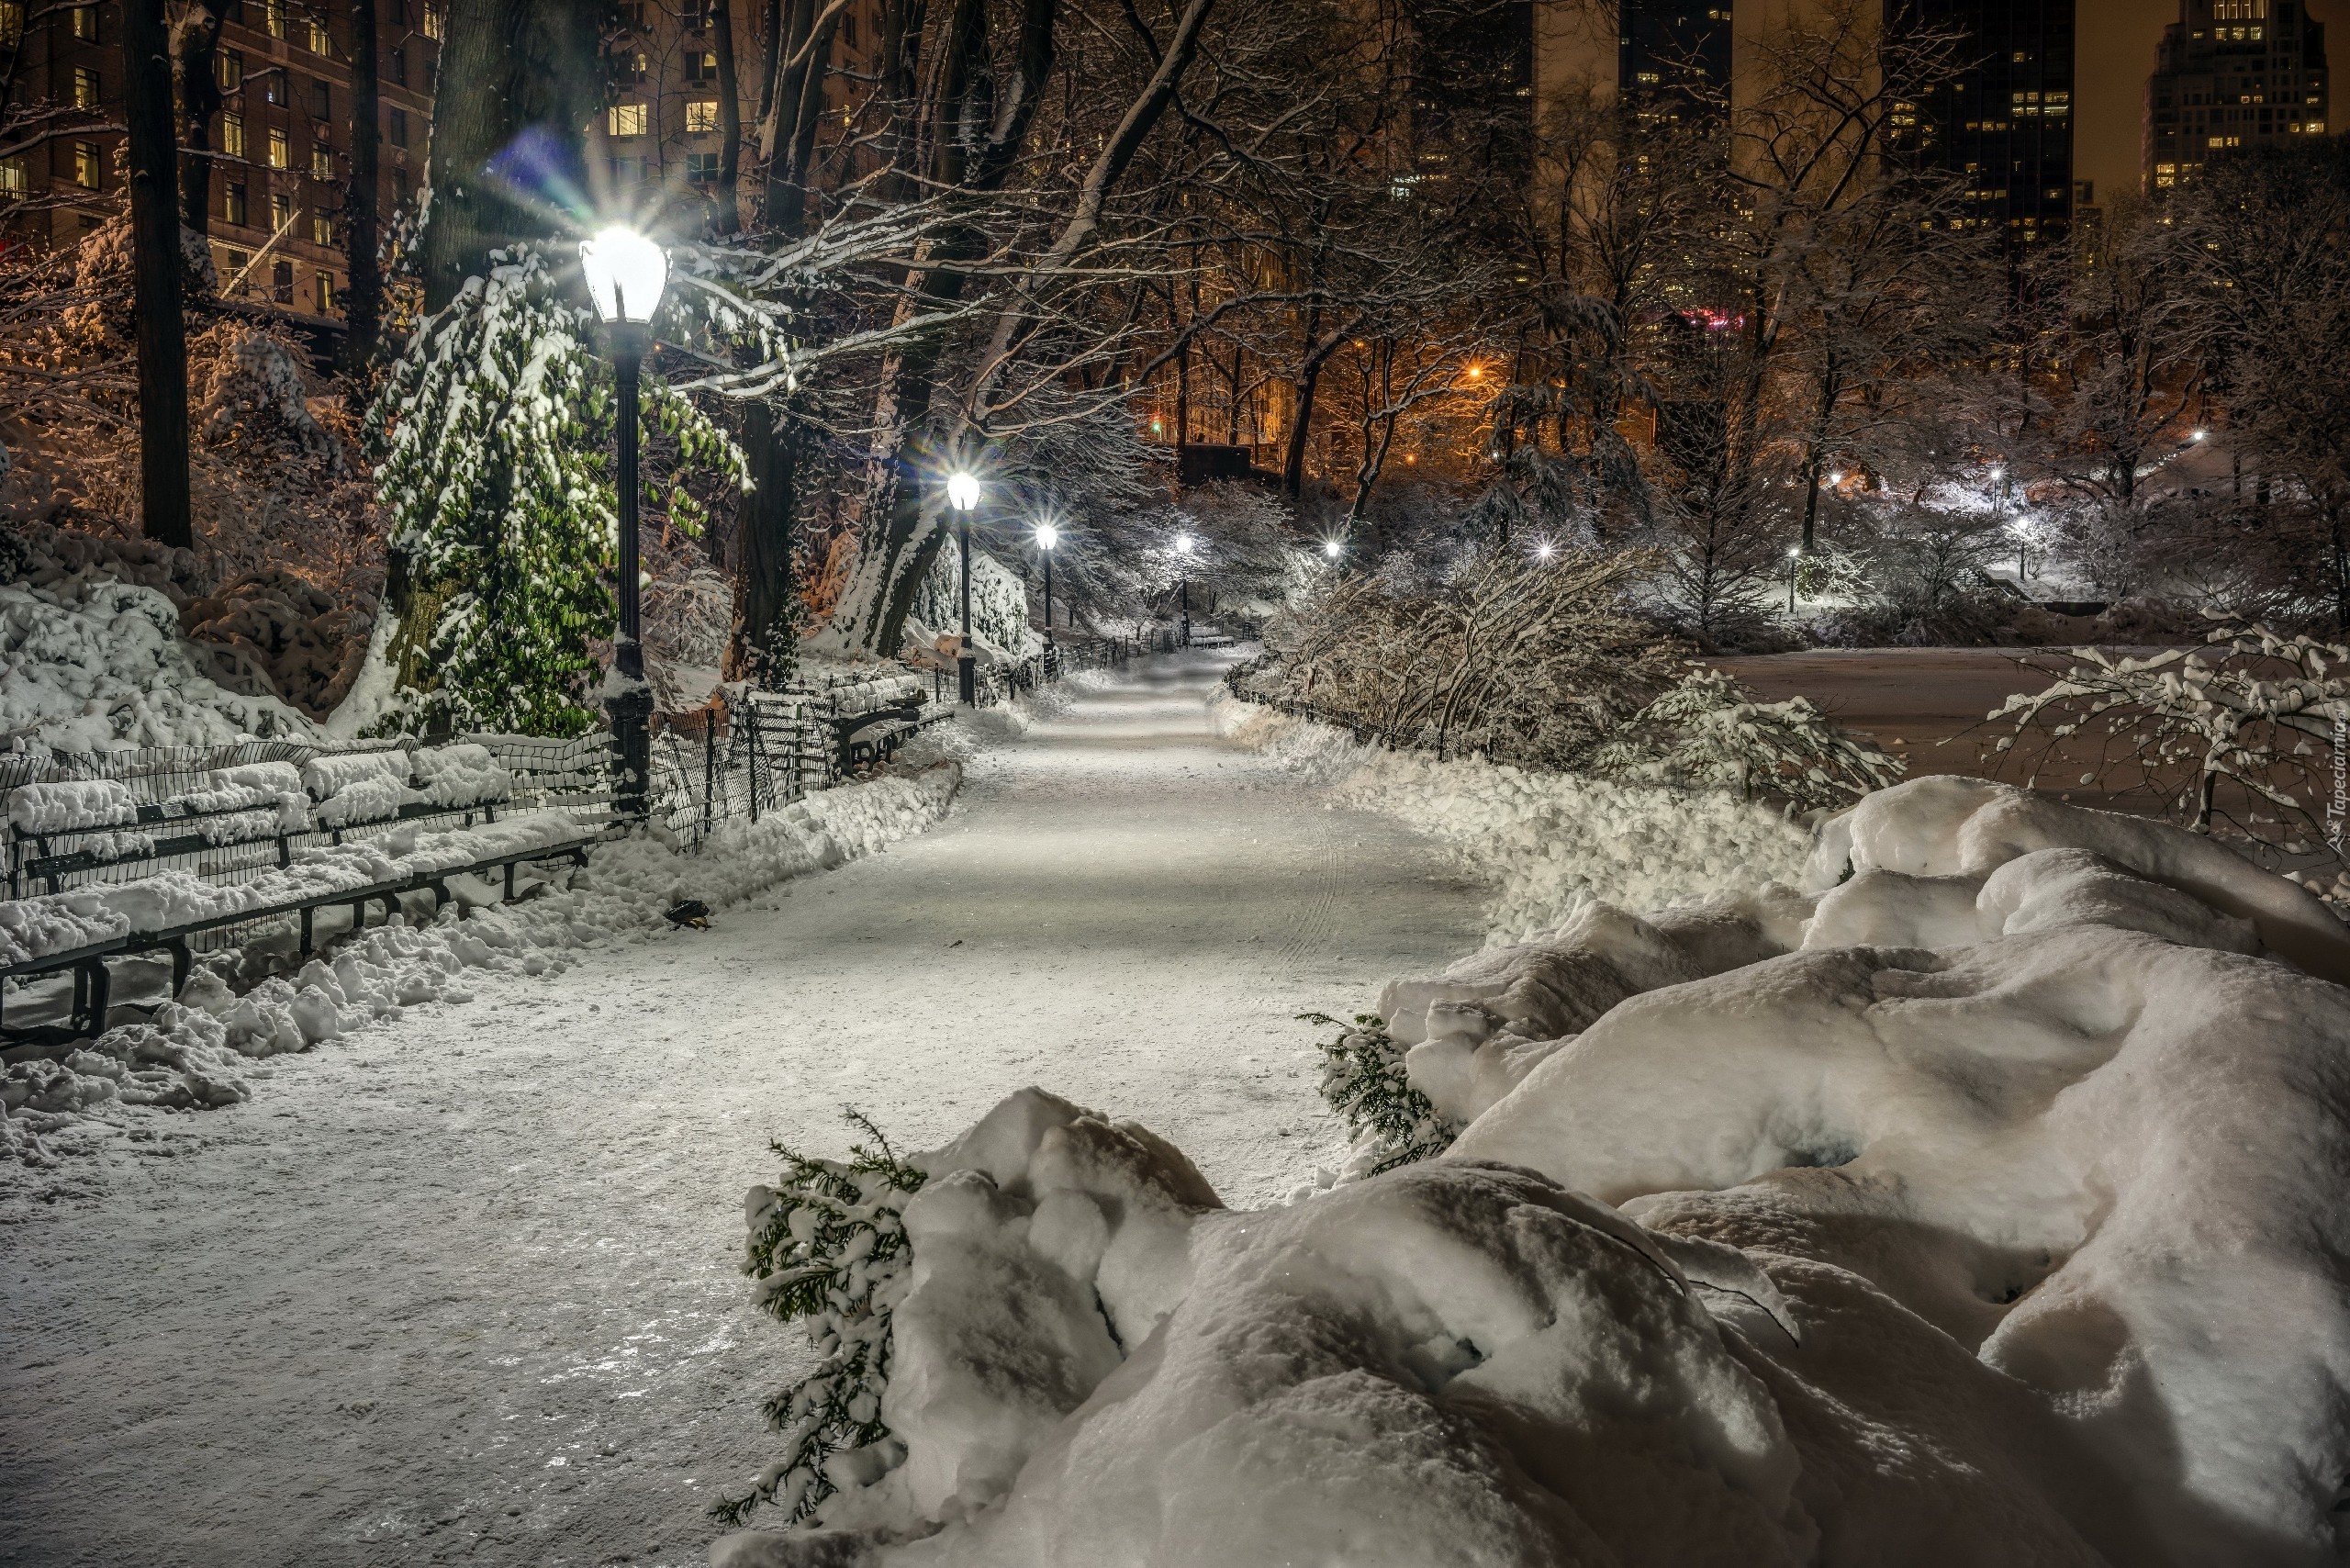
[[713, 1111, 926, 1529], [1301, 1011, 1459, 1173]]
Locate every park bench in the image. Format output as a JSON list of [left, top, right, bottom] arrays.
[[1, 738, 606, 1045]]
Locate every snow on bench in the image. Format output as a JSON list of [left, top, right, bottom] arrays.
[[0, 812, 593, 969]]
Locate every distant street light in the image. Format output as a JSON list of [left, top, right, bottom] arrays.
[[949, 470, 980, 704], [1535, 541, 1555, 562], [1786, 544, 1801, 614], [2192, 428, 2209, 442], [1323, 538, 1343, 560], [1173, 532, 1195, 647], [1035, 521, 1059, 655], [579, 225, 669, 821]]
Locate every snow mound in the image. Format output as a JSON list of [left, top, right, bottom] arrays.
[[719, 776, 2350, 1566], [7, 778, 140, 833], [1213, 691, 1813, 943], [1, 570, 319, 750]]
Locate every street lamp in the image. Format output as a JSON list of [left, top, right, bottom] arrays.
[[1535, 540, 1555, 562], [580, 225, 669, 822], [1786, 544, 1801, 614], [1173, 532, 1195, 647], [948, 470, 980, 704], [1035, 521, 1059, 661], [1323, 538, 1343, 561]]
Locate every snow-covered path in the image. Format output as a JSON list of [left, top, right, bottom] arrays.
[[0, 652, 1487, 1568]]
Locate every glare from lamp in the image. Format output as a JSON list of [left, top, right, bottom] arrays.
[[2193, 428, 2208, 441], [1536, 541, 1555, 561], [1323, 539, 1342, 559], [1035, 522, 1059, 551], [1173, 532, 1196, 555], [946, 471, 980, 511], [579, 227, 669, 324], [1827, 470, 1843, 485]]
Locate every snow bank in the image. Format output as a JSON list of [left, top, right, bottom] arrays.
[[1, 762, 962, 1159], [409, 742, 511, 810], [1212, 691, 1813, 944], [0, 571, 319, 750], [717, 775, 2350, 1568]]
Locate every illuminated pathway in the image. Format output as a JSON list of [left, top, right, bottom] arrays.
[[0, 649, 1487, 1568]]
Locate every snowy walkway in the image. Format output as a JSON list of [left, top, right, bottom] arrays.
[[0, 652, 1488, 1568]]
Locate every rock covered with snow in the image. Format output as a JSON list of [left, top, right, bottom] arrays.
[[719, 774, 2350, 1567]]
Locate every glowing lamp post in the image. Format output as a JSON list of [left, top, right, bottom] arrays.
[[1323, 538, 1342, 562], [1173, 532, 1195, 647], [948, 470, 980, 705], [580, 226, 669, 821], [1035, 522, 1059, 660]]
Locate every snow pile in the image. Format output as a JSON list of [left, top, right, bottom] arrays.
[[165, 760, 308, 827], [1, 762, 962, 1157], [6, 778, 140, 833], [301, 746, 420, 827], [1212, 691, 1812, 944], [717, 778, 2350, 1567], [0, 570, 319, 749]]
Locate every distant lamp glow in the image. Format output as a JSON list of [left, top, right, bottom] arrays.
[[1323, 538, 1343, 559], [1465, 364, 1483, 380], [579, 226, 669, 323], [1827, 470, 1843, 486], [1989, 465, 2005, 482], [946, 470, 980, 511], [1173, 532, 1195, 555], [1035, 521, 1059, 550], [1788, 546, 1802, 558], [2192, 428, 2209, 442], [1535, 541, 1555, 561]]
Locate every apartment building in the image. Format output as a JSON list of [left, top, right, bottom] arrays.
[[0, 0, 442, 324], [2145, 0, 2329, 190]]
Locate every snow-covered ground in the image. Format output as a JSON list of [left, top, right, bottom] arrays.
[[0, 652, 1487, 1568]]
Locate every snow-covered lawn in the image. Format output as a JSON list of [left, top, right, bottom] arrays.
[[0, 653, 1487, 1567]]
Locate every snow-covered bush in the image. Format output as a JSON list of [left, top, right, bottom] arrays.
[[1247, 547, 1684, 767], [719, 1113, 927, 1529], [369, 245, 745, 735], [1589, 665, 1904, 809], [1989, 624, 2350, 856], [1300, 1011, 1457, 1175]]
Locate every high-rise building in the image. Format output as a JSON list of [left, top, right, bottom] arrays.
[[1618, 0, 1732, 122], [1893, 0, 2077, 248], [2145, 0, 2330, 191]]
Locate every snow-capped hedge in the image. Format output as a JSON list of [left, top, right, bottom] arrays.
[[714, 777, 2350, 1565]]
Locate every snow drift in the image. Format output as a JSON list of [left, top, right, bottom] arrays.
[[717, 776, 2350, 1568]]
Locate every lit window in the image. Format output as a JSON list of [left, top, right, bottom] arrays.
[[265, 0, 286, 38], [317, 271, 336, 312], [609, 103, 649, 137], [312, 144, 333, 178], [687, 50, 719, 84], [0, 156, 24, 195], [422, 5, 444, 40], [0, 4, 21, 44], [222, 113, 246, 158], [70, 65, 101, 109], [312, 211, 333, 244], [308, 16, 330, 51], [218, 50, 241, 94], [73, 140, 101, 189], [268, 127, 290, 168], [224, 182, 248, 224], [70, 4, 94, 39], [266, 69, 288, 106], [687, 99, 721, 132]]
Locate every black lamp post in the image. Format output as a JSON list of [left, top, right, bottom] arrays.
[[948, 469, 979, 704], [1036, 522, 1058, 662], [580, 227, 669, 821], [1173, 531, 1195, 647]]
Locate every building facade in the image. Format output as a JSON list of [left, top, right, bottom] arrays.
[[2145, 0, 2329, 190], [1896, 0, 2077, 247], [0, 0, 443, 324]]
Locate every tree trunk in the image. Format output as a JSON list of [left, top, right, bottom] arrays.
[[711, 0, 743, 234], [1281, 360, 1324, 500], [418, 0, 602, 314], [123, 0, 192, 550], [171, 4, 225, 243], [345, 0, 383, 368]]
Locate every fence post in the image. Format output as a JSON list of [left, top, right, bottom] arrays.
[[702, 719, 717, 846]]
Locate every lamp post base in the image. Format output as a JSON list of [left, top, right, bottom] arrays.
[[608, 684, 655, 823], [957, 654, 978, 706]]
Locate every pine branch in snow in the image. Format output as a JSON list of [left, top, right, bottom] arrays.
[[715, 1110, 926, 1529], [1301, 1012, 1457, 1174]]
